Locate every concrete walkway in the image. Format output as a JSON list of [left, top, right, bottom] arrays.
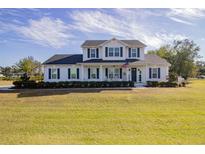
[[0, 85, 14, 91]]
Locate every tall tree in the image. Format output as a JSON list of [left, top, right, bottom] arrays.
[[147, 39, 200, 79], [15, 56, 42, 76]]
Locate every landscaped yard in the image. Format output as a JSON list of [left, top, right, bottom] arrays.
[[0, 79, 205, 144]]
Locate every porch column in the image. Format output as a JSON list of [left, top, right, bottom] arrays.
[[100, 65, 103, 81], [126, 67, 129, 81], [80, 64, 84, 81]]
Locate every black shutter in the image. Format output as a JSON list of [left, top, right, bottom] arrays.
[[77, 68, 80, 79], [120, 47, 123, 57], [48, 68, 51, 79], [105, 47, 108, 57], [137, 48, 140, 57], [88, 68, 90, 79], [129, 48, 131, 58], [149, 68, 152, 79], [57, 68, 60, 79], [158, 68, 160, 79], [87, 48, 90, 58], [97, 68, 99, 79], [96, 48, 99, 58], [105, 68, 108, 78], [68, 68, 70, 79], [120, 68, 122, 79]]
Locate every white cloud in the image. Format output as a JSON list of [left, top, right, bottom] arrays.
[[15, 17, 73, 48], [69, 10, 187, 48], [167, 8, 205, 25]]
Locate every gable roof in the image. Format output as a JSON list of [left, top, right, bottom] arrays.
[[43, 54, 170, 66], [81, 39, 146, 47], [43, 54, 83, 65]]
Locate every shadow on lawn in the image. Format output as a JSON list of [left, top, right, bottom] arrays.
[[0, 88, 133, 98]]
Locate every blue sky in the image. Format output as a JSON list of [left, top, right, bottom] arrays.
[[0, 8, 205, 66]]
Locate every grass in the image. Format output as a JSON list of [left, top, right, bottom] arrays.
[[0, 79, 205, 144], [0, 80, 13, 86]]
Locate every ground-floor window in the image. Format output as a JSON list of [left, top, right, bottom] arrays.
[[152, 68, 158, 78], [90, 68, 97, 79], [51, 68, 57, 79], [68, 67, 79, 79], [108, 68, 120, 79]]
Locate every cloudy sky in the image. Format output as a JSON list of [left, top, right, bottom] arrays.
[[0, 8, 205, 66]]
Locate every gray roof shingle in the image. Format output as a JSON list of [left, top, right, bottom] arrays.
[[43, 54, 83, 64], [43, 54, 170, 66], [81, 40, 146, 47]]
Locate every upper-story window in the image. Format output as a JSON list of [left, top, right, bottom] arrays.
[[90, 48, 96, 58], [108, 47, 120, 57], [87, 48, 99, 59], [129, 48, 140, 58]]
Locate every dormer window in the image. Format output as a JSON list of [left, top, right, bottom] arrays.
[[108, 47, 120, 57], [87, 48, 99, 58], [90, 48, 96, 58], [129, 48, 140, 58]]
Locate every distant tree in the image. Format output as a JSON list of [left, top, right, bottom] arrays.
[[15, 56, 42, 77], [147, 39, 200, 79], [196, 60, 205, 76], [1, 66, 12, 77]]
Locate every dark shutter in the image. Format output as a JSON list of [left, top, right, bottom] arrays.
[[158, 68, 160, 79], [77, 68, 80, 79], [120, 68, 122, 79], [97, 68, 99, 79], [87, 48, 90, 58], [105, 47, 108, 57], [88, 68, 90, 79], [120, 47, 123, 57], [68, 68, 71, 79], [96, 48, 99, 58], [137, 48, 140, 57], [48, 68, 51, 79], [57, 68, 60, 79], [105, 68, 108, 78], [129, 48, 131, 58], [149, 68, 152, 79]]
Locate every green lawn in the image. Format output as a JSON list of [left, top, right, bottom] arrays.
[[0, 80, 205, 144]]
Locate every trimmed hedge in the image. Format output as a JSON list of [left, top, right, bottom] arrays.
[[13, 80, 135, 89], [146, 81, 179, 87]]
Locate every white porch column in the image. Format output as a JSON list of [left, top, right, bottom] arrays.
[[80, 64, 84, 81], [126, 67, 129, 81], [100, 65, 103, 81]]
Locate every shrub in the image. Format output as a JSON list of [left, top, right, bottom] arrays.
[[12, 81, 135, 89], [147, 81, 159, 87], [147, 81, 178, 87]]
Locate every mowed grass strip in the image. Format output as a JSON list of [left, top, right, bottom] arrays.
[[0, 80, 205, 144]]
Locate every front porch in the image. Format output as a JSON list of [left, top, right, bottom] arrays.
[[82, 63, 146, 84]]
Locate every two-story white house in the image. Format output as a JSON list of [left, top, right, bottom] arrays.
[[43, 38, 171, 85]]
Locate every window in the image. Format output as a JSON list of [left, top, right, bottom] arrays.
[[71, 68, 77, 79], [108, 68, 120, 79], [51, 68, 57, 79], [131, 48, 137, 57], [90, 68, 97, 79], [90, 48, 96, 58], [109, 48, 114, 57], [108, 47, 120, 57], [152, 68, 158, 78], [114, 48, 120, 56]]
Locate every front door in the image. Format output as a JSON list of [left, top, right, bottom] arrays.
[[131, 68, 137, 82]]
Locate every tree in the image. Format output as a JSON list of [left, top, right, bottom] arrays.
[[1, 66, 12, 77], [147, 39, 200, 79], [15, 56, 42, 76]]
